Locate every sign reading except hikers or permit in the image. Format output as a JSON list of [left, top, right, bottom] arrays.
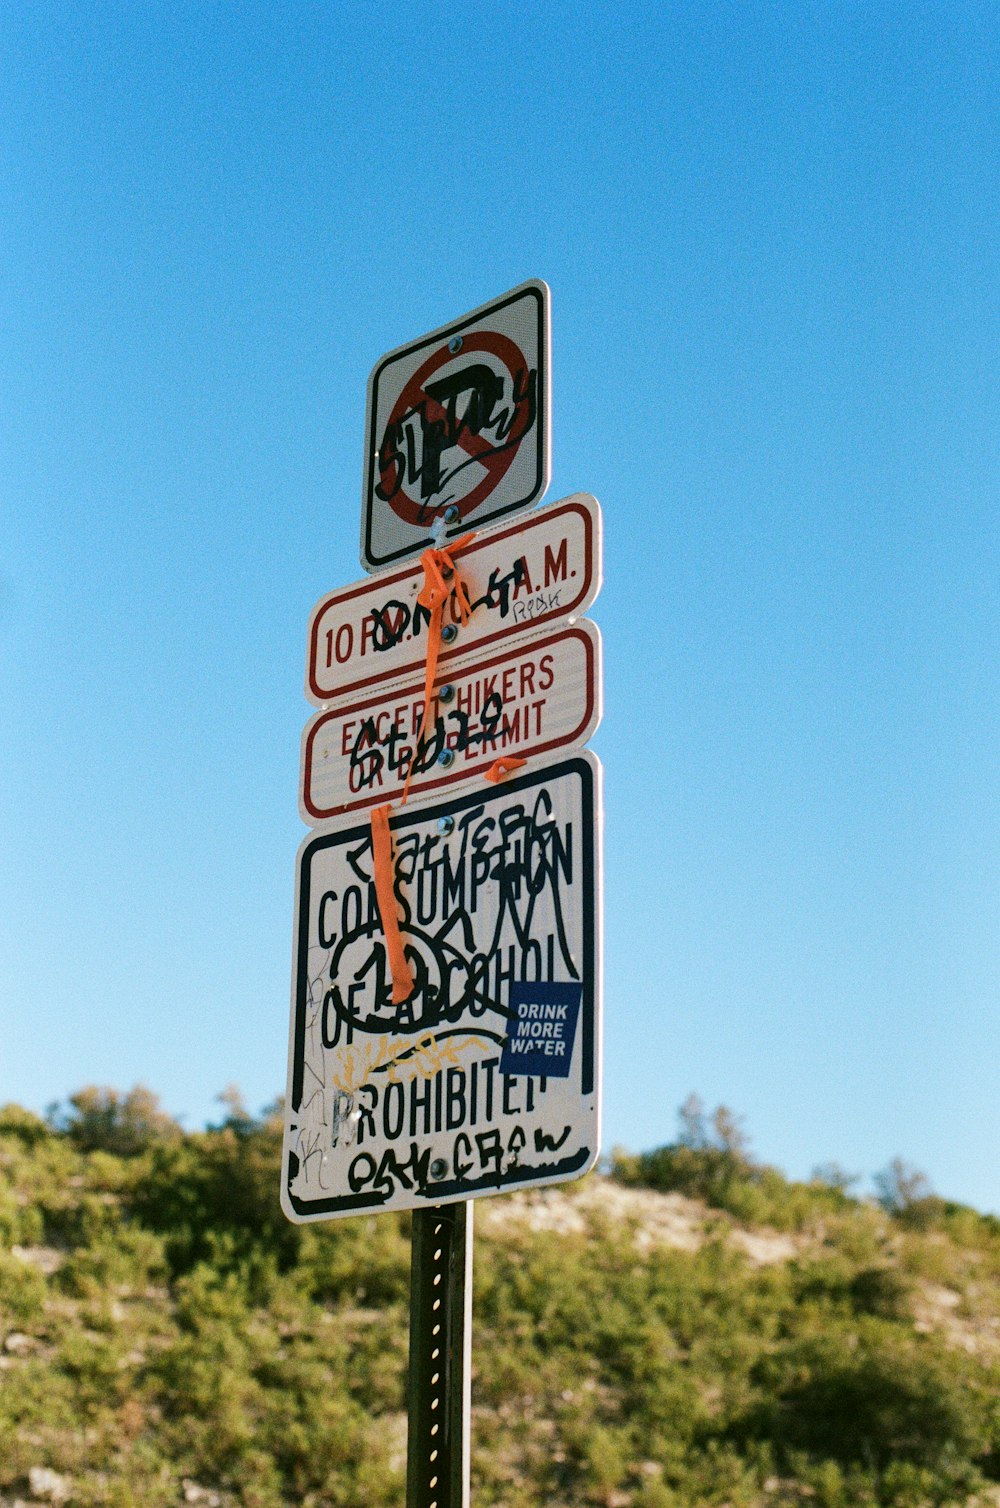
[[361, 280, 551, 573], [281, 751, 602, 1221], [300, 619, 602, 822], [308, 491, 601, 706]]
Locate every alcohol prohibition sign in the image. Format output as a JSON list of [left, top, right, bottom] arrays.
[[282, 749, 603, 1221]]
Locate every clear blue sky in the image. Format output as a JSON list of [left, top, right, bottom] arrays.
[[2, 4, 998, 1210]]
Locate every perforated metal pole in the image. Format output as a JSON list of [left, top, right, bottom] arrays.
[[406, 1202, 473, 1508]]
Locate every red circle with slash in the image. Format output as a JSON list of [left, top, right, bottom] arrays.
[[377, 331, 536, 527]]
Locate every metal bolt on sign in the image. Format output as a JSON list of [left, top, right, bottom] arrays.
[[407, 1204, 473, 1508]]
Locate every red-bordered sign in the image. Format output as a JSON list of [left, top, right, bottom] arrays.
[[308, 493, 601, 707], [361, 280, 550, 573], [300, 619, 602, 822]]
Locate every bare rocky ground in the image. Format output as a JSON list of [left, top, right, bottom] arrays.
[[481, 1178, 799, 1263], [482, 1174, 1000, 1364]]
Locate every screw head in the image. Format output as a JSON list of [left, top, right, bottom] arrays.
[[443, 504, 460, 524], [437, 815, 454, 836], [438, 683, 455, 704], [438, 748, 455, 768], [430, 1158, 448, 1179], [447, 335, 463, 354], [441, 622, 459, 644]]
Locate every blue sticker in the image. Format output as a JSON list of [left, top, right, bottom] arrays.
[[500, 982, 583, 1078]]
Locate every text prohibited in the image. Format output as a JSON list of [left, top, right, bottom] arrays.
[[282, 751, 602, 1221]]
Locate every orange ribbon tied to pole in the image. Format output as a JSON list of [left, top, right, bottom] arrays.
[[372, 532, 476, 1004], [399, 533, 475, 806], [370, 803, 414, 1004], [484, 756, 527, 783]]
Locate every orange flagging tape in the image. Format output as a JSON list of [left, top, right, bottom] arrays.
[[374, 533, 477, 1002], [484, 756, 528, 783], [369, 804, 414, 1004], [399, 533, 475, 805]]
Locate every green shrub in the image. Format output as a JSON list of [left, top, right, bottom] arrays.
[[127, 1115, 299, 1278], [0, 1103, 50, 1145], [730, 1328, 997, 1473], [4, 1088, 1000, 1507], [611, 1098, 853, 1232], [50, 1085, 181, 1157]]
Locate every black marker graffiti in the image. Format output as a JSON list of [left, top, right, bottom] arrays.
[[511, 588, 563, 624], [289, 767, 596, 1211], [316, 789, 576, 1044], [367, 558, 527, 655], [349, 693, 509, 791], [534, 1125, 571, 1154], [376, 364, 537, 512]]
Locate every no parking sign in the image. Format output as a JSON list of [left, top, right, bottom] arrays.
[[360, 280, 551, 572]]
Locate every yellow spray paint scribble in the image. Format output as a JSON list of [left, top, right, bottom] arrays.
[[330, 1032, 494, 1096]]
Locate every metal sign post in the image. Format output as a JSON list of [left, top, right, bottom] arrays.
[[407, 1204, 473, 1508], [282, 282, 604, 1507]]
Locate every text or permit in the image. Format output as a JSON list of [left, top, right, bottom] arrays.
[[300, 620, 602, 822], [361, 280, 550, 572], [307, 492, 601, 706], [281, 750, 603, 1221]]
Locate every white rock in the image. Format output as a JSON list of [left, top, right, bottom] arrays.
[[28, 1466, 71, 1504]]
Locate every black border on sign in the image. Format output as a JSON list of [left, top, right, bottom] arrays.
[[285, 753, 596, 1218], [361, 283, 549, 572]]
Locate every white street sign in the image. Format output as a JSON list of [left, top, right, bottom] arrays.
[[361, 280, 551, 573], [282, 750, 603, 1221], [300, 620, 602, 822], [308, 492, 601, 706]]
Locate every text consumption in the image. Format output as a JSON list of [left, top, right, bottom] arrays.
[[300, 619, 602, 821], [281, 751, 603, 1221], [361, 279, 551, 572], [307, 491, 602, 706]]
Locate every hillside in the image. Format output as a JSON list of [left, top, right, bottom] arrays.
[[2, 1093, 999, 1508]]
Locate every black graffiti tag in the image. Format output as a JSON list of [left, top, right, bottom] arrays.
[[348, 694, 506, 792], [316, 789, 577, 1046], [376, 364, 537, 508], [367, 557, 527, 655]]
